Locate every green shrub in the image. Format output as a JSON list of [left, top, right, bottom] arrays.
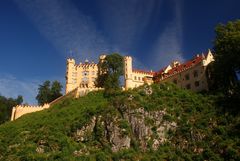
[[0, 84, 239, 160]]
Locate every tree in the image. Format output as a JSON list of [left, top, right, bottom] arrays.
[[0, 95, 23, 124], [51, 81, 63, 101], [36, 80, 63, 105], [96, 53, 123, 95], [212, 20, 240, 94]]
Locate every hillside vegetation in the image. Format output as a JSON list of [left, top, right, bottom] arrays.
[[0, 83, 239, 160]]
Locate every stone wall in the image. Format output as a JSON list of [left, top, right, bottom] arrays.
[[11, 88, 78, 121], [11, 104, 50, 121], [10, 87, 102, 121]]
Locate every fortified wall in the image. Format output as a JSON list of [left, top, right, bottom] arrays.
[[11, 86, 102, 121], [11, 104, 50, 121]]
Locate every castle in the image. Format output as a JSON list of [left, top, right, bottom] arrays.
[[64, 50, 213, 93], [11, 50, 214, 120], [153, 50, 214, 91]]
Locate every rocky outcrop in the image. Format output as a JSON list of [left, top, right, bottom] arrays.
[[72, 106, 177, 153], [73, 116, 96, 142], [105, 117, 131, 152]]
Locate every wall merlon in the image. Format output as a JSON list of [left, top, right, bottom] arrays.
[[124, 55, 132, 59]]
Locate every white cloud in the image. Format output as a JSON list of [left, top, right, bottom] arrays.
[[98, 0, 161, 51], [9, 0, 185, 99], [150, 0, 184, 70], [14, 0, 110, 62], [0, 74, 40, 104]]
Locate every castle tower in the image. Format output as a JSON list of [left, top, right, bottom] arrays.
[[65, 58, 77, 94], [124, 56, 133, 90]]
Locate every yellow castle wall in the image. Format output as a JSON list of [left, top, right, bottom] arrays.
[[11, 86, 101, 121], [160, 63, 209, 92], [11, 104, 50, 121], [124, 56, 153, 89], [159, 50, 214, 92], [131, 72, 153, 88], [65, 59, 98, 94]]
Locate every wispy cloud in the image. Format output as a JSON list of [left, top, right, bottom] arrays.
[[8, 0, 185, 103], [150, 0, 184, 70], [14, 0, 110, 61], [0, 74, 40, 104], [98, 0, 161, 52]]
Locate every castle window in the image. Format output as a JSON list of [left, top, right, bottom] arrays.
[[138, 77, 141, 80], [185, 74, 190, 80], [186, 84, 191, 89], [173, 79, 177, 84], [134, 76, 137, 80], [193, 70, 198, 77], [195, 81, 200, 87], [82, 71, 89, 76], [82, 77, 88, 83]]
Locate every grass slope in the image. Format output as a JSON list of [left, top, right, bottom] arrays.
[[0, 83, 239, 160]]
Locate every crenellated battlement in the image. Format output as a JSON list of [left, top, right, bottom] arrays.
[[67, 58, 75, 63], [10, 86, 102, 121], [132, 69, 155, 75], [14, 104, 49, 109], [124, 55, 132, 60], [11, 104, 50, 121], [77, 62, 97, 68]]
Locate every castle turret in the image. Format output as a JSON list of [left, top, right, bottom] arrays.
[[66, 58, 77, 94], [124, 56, 133, 90]]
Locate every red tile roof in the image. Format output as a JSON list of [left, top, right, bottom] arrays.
[[154, 55, 204, 81]]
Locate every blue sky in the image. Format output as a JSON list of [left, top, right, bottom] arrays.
[[0, 0, 239, 104]]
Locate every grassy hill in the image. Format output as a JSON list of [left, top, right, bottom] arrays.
[[0, 83, 239, 160]]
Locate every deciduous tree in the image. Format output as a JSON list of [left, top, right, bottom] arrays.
[[36, 80, 63, 105], [0, 95, 23, 124], [96, 53, 123, 95], [212, 20, 240, 94]]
